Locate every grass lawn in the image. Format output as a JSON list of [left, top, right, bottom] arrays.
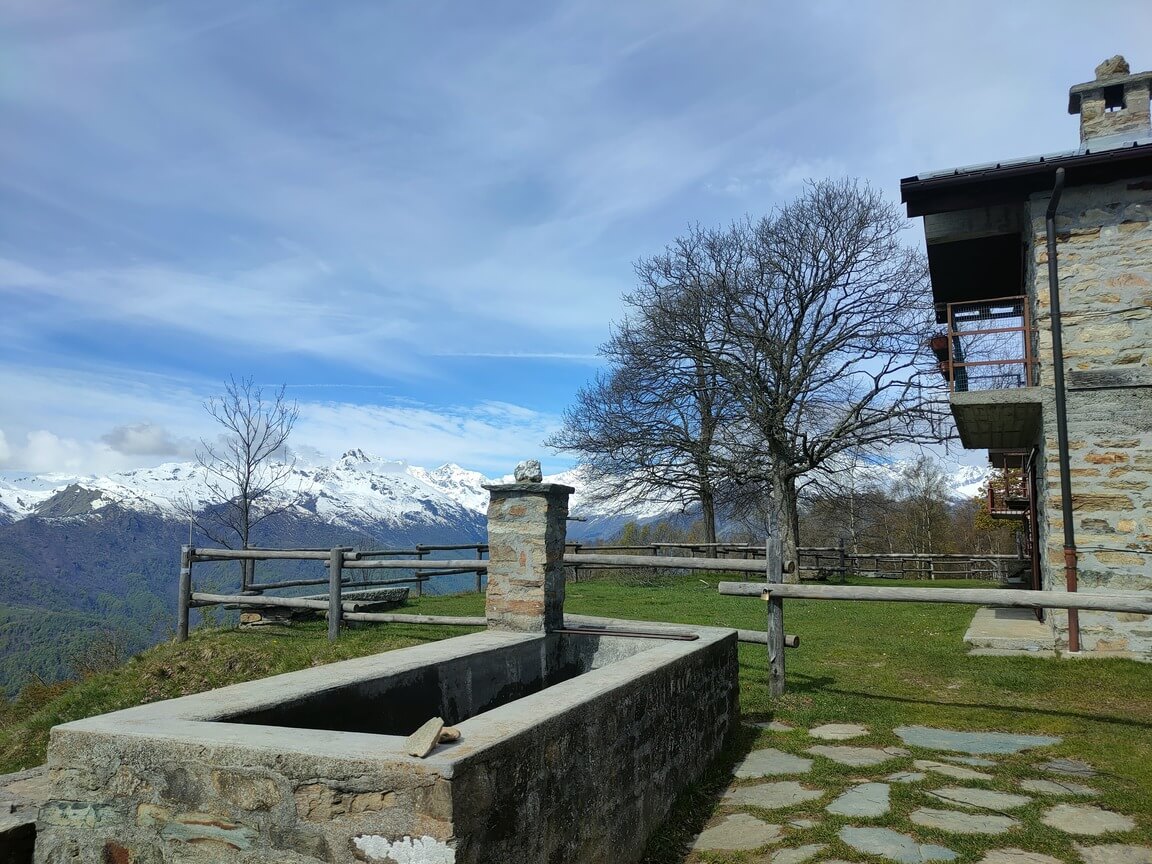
[[2, 574, 1149, 862]]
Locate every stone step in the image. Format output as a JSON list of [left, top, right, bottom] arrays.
[[963, 606, 1056, 653]]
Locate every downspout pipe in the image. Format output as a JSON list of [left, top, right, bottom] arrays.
[[1045, 167, 1081, 653]]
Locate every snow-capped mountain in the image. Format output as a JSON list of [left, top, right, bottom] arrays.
[[0, 451, 993, 531]]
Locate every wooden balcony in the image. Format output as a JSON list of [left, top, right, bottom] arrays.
[[987, 450, 1031, 519], [928, 296, 1042, 449]]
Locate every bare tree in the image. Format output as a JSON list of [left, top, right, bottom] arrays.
[[711, 181, 949, 573], [629, 180, 948, 576], [547, 239, 740, 550], [190, 377, 301, 585]]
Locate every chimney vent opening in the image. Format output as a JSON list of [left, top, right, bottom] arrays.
[[1103, 84, 1126, 112]]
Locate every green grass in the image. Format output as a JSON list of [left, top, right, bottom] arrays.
[[2, 575, 1149, 863]]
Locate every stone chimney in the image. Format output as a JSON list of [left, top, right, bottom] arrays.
[[483, 460, 573, 633], [1068, 55, 1152, 145]]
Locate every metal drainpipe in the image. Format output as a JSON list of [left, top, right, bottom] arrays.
[[1045, 167, 1081, 653]]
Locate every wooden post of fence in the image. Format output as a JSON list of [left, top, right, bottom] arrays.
[[475, 545, 484, 593], [178, 545, 193, 643], [328, 547, 343, 641], [766, 534, 786, 697], [415, 548, 425, 598]]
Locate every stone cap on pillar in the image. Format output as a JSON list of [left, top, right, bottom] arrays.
[[482, 482, 576, 494]]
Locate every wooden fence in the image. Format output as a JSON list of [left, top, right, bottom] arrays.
[[562, 545, 1152, 697], [177, 544, 488, 642], [563, 542, 1019, 581]]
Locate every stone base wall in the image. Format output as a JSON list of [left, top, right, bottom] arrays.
[[449, 634, 739, 864], [32, 627, 738, 863]]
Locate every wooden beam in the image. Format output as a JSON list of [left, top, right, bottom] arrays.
[[717, 582, 1152, 614], [564, 553, 769, 573], [177, 545, 192, 643], [342, 612, 486, 626], [342, 559, 488, 570], [766, 535, 786, 697]]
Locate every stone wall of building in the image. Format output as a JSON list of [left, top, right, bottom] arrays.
[[1028, 177, 1152, 657]]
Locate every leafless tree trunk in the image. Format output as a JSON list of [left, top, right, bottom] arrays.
[[185, 377, 302, 585]]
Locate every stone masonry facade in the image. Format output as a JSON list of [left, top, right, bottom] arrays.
[[1028, 176, 1152, 656]]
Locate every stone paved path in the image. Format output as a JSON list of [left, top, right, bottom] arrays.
[[685, 722, 1149, 863]]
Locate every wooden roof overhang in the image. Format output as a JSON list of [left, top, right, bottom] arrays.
[[901, 143, 1152, 320]]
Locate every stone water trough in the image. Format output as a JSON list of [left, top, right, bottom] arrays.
[[33, 476, 740, 864]]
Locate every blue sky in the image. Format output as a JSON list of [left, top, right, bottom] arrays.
[[2, 0, 1149, 476]]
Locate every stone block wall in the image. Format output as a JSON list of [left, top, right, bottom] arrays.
[[448, 636, 739, 864], [33, 731, 453, 864], [1028, 177, 1152, 657]]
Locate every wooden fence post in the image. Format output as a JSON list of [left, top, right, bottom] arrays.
[[414, 548, 425, 598], [328, 548, 343, 641], [766, 534, 786, 697], [178, 545, 192, 642], [476, 545, 484, 593]]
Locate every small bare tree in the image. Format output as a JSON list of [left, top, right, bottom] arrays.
[[190, 377, 301, 586]]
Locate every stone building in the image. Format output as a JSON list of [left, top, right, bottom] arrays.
[[901, 56, 1152, 658]]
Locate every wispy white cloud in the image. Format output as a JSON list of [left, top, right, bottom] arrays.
[[2, 0, 1151, 478], [0, 363, 563, 475]]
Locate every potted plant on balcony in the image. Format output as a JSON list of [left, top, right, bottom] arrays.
[[928, 333, 949, 358]]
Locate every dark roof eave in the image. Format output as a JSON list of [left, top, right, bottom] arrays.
[[901, 143, 1152, 217]]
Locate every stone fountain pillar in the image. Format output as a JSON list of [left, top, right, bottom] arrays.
[[483, 460, 573, 632]]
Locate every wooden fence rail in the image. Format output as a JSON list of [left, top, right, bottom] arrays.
[[178, 544, 491, 643]]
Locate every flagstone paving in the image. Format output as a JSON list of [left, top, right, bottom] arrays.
[[975, 850, 1063, 864], [1041, 803, 1137, 835], [913, 759, 994, 781], [806, 744, 908, 767], [839, 826, 958, 862], [734, 748, 814, 778], [1040, 757, 1097, 777], [826, 782, 890, 817], [939, 755, 998, 767], [894, 725, 1061, 754], [910, 807, 1019, 835], [927, 786, 1032, 811], [887, 770, 928, 783], [723, 781, 823, 809], [765, 843, 826, 863], [691, 813, 781, 851], [1076, 843, 1152, 863], [1019, 777, 1098, 796], [685, 720, 1148, 864], [808, 722, 870, 740]]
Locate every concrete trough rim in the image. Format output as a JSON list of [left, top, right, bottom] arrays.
[[51, 623, 737, 777]]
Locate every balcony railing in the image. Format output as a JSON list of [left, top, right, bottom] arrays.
[[929, 295, 1034, 392], [987, 451, 1031, 518]]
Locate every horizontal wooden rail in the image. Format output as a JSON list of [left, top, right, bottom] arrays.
[[190, 548, 361, 562], [247, 575, 429, 591], [717, 582, 1152, 614], [342, 559, 488, 570], [736, 628, 800, 648], [191, 592, 392, 613], [342, 612, 486, 626], [564, 553, 769, 573]]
